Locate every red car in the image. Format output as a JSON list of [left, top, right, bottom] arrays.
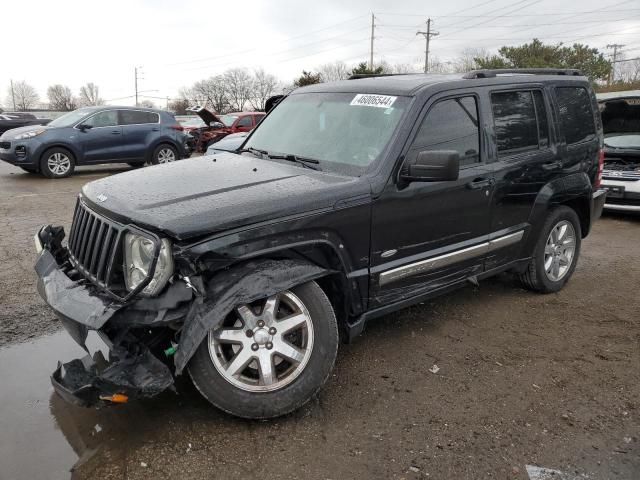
[[186, 106, 265, 153]]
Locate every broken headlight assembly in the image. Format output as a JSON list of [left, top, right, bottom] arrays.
[[123, 233, 173, 296]]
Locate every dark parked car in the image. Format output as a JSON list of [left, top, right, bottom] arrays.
[[0, 111, 51, 135], [0, 106, 190, 178], [597, 91, 640, 211], [35, 69, 605, 419], [186, 106, 265, 152]]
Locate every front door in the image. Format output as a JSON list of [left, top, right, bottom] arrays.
[[78, 110, 122, 163], [370, 92, 494, 308]]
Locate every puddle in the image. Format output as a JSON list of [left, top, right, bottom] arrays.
[[0, 332, 109, 479]]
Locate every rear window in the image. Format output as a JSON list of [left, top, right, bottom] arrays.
[[491, 91, 540, 154], [119, 110, 159, 125], [556, 87, 596, 144]]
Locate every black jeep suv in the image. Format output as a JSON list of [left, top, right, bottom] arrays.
[[35, 69, 606, 419]]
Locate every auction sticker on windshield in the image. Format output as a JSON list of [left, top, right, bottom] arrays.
[[350, 94, 397, 108]]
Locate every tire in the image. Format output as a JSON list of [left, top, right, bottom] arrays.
[[188, 281, 339, 419], [519, 206, 582, 293], [150, 144, 178, 165], [40, 147, 75, 178]]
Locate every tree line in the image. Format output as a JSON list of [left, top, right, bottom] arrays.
[[4, 39, 638, 114], [2, 81, 104, 112]]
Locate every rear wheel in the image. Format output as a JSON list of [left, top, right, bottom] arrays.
[[150, 144, 178, 165], [520, 206, 581, 293], [188, 281, 339, 419], [40, 148, 75, 178]]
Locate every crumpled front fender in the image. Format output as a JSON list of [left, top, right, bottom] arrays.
[[174, 259, 330, 373]]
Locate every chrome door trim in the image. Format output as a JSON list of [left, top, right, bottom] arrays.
[[379, 229, 524, 286]]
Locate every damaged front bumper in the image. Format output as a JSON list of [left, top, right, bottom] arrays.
[[35, 226, 192, 407]]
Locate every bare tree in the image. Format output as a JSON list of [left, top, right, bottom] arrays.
[[138, 99, 157, 109], [223, 68, 253, 112], [391, 63, 419, 74], [187, 76, 229, 113], [453, 47, 490, 73], [618, 57, 640, 83], [47, 84, 76, 111], [168, 98, 190, 115], [318, 61, 350, 82], [249, 68, 279, 111], [7, 81, 39, 111], [78, 82, 104, 106]]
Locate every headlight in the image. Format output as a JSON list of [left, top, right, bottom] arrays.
[[124, 233, 174, 296], [15, 129, 45, 140]]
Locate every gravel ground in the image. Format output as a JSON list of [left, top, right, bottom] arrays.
[[0, 160, 638, 479]]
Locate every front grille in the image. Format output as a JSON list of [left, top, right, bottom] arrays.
[[0, 141, 10, 149], [15, 146, 26, 158], [67, 199, 123, 290]]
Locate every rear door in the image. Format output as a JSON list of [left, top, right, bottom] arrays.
[[370, 91, 494, 307], [118, 110, 161, 161], [78, 110, 122, 163], [485, 87, 560, 269]]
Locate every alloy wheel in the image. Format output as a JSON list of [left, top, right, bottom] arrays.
[[208, 291, 314, 392], [157, 148, 176, 163], [543, 220, 576, 282], [47, 152, 71, 175]]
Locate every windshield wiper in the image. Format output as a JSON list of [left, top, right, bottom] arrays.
[[268, 153, 322, 171], [238, 147, 269, 158]]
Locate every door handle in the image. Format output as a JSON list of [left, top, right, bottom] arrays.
[[542, 160, 562, 171], [111, 130, 121, 135], [467, 177, 494, 190], [152, 127, 160, 131]]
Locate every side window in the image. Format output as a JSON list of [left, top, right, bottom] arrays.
[[555, 87, 596, 144], [491, 91, 539, 154], [83, 111, 118, 128], [237, 116, 253, 128], [410, 96, 480, 166], [119, 110, 159, 125], [532, 91, 549, 148]]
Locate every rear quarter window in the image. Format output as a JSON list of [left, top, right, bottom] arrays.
[[555, 87, 596, 144], [491, 91, 539, 154]]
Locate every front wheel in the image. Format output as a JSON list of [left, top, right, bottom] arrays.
[[520, 206, 581, 293], [40, 148, 75, 178], [150, 144, 178, 165], [188, 281, 339, 419]]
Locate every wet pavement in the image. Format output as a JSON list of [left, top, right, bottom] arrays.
[[0, 160, 638, 479]]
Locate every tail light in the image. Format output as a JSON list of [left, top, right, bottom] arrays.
[[170, 125, 184, 131], [594, 149, 604, 189]]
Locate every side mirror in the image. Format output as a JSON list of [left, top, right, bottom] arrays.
[[77, 124, 93, 131], [210, 122, 224, 129], [401, 150, 460, 182]]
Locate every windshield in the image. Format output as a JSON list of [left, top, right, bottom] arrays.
[[219, 114, 238, 127], [48, 108, 96, 128], [244, 92, 410, 175], [604, 133, 640, 149]]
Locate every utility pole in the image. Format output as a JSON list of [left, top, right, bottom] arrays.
[[369, 13, 375, 71], [9, 80, 16, 111], [417, 18, 439, 73], [134, 67, 143, 106], [606, 44, 625, 86]]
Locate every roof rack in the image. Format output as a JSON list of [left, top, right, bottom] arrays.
[[463, 68, 582, 79], [348, 73, 413, 80]]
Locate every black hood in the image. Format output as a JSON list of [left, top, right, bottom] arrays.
[[82, 154, 370, 240]]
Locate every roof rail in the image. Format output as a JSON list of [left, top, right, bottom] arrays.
[[348, 73, 413, 80], [463, 68, 583, 79]]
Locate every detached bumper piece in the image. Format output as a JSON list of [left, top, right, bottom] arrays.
[[51, 346, 174, 408]]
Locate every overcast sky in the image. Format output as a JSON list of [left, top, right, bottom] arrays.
[[2, 0, 639, 107]]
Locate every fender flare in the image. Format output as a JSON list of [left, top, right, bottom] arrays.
[[524, 172, 593, 253], [174, 258, 331, 373]]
